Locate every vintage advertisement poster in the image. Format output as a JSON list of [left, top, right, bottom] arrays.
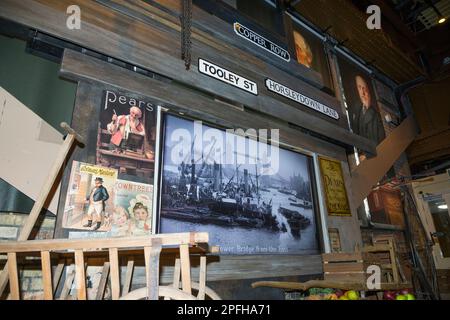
[[63, 90, 159, 238], [63, 162, 154, 236], [319, 157, 351, 216], [112, 179, 153, 237], [97, 90, 157, 184], [62, 161, 118, 231], [159, 114, 319, 255]]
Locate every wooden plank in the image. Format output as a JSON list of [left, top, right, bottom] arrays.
[[95, 262, 110, 300], [322, 252, 363, 262], [60, 265, 75, 300], [122, 259, 134, 295], [144, 243, 162, 300], [41, 251, 53, 300], [350, 115, 419, 208], [198, 256, 206, 300], [323, 263, 365, 273], [74, 250, 86, 300], [179, 244, 192, 294], [172, 258, 181, 289], [52, 260, 65, 294], [59, 49, 348, 161], [0, 232, 209, 253], [7, 253, 20, 300], [108, 248, 120, 300], [252, 280, 413, 291]]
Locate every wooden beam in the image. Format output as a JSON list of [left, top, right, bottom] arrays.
[[179, 244, 192, 294], [0, 232, 209, 253], [122, 259, 134, 295], [74, 250, 86, 300], [350, 115, 418, 208], [60, 265, 75, 300], [52, 260, 65, 294], [95, 262, 110, 300], [7, 253, 20, 300], [144, 243, 162, 300], [109, 248, 120, 300], [198, 256, 207, 300], [41, 251, 53, 300]]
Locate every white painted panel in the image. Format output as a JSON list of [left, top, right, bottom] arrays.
[[0, 86, 62, 214]]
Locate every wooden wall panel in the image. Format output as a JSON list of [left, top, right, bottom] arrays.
[[60, 49, 348, 161]]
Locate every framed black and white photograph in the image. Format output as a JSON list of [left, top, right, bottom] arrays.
[[158, 113, 320, 255]]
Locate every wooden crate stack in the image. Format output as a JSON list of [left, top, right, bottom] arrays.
[[322, 252, 367, 283]]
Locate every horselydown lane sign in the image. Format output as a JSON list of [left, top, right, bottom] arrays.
[[265, 79, 340, 120], [198, 58, 258, 95], [234, 22, 291, 62]]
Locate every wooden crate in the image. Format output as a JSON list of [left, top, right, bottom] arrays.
[[322, 253, 366, 282]]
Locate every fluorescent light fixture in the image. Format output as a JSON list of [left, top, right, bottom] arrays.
[[438, 204, 448, 210]]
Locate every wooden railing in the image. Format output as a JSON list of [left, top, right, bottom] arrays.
[[0, 232, 211, 300]]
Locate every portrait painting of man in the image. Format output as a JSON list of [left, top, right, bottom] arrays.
[[338, 58, 386, 153]]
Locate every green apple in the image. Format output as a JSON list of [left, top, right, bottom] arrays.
[[396, 294, 407, 300], [339, 296, 349, 300], [346, 290, 359, 300], [406, 294, 416, 300]]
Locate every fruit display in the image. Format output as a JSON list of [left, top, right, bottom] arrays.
[[293, 288, 416, 300], [382, 289, 416, 300], [301, 288, 360, 300]]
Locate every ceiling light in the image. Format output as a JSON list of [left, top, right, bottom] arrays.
[[438, 17, 446, 24], [438, 204, 448, 210]]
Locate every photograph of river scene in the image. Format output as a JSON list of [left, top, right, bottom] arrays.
[[159, 114, 320, 254]]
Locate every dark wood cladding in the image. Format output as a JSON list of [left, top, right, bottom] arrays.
[[0, 0, 376, 154]]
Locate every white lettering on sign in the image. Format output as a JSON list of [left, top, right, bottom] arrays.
[[234, 22, 290, 62], [198, 58, 258, 95], [265, 79, 339, 120]]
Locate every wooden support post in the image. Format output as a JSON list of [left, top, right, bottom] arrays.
[[0, 123, 82, 295], [52, 260, 65, 294], [198, 255, 207, 300], [122, 259, 134, 295], [60, 265, 75, 300], [172, 258, 181, 289], [388, 241, 400, 284], [95, 262, 110, 300], [74, 250, 86, 300], [41, 251, 53, 300], [179, 244, 192, 294], [144, 241, 162, 300], [109, 248, 120, 300], [7, 253, 20, 300]]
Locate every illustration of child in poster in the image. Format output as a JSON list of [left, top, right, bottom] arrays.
[[111, 180, 153, 237], [62, 161, 118, 231]]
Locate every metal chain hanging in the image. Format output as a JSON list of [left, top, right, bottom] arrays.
[[181, 0, 192, 70]]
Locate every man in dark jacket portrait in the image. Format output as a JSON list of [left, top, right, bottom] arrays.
[[83, 177, 110, 231], [352, 75, 386, 151]]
